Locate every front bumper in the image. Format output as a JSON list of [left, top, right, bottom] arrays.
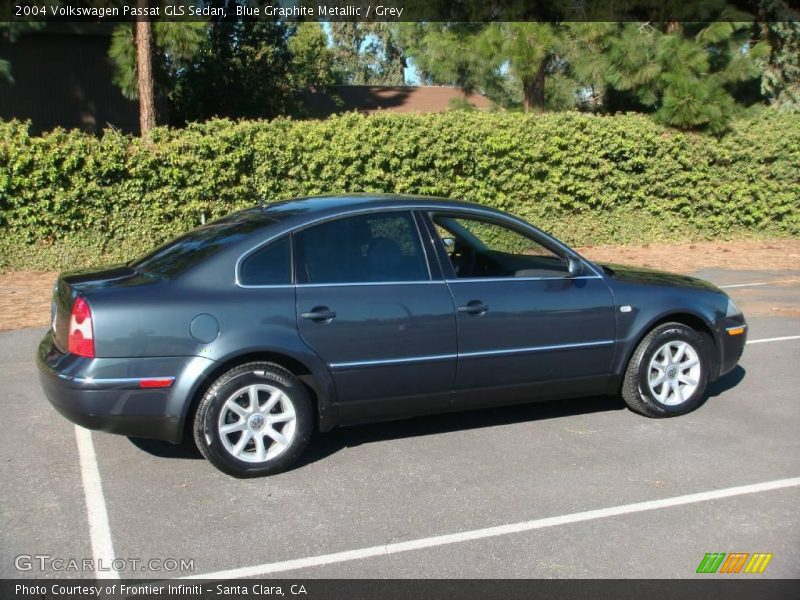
[[36, 332, 215, 443], [717, 319, 748, 378]]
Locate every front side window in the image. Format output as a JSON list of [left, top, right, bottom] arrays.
[[431, 214, 569, 279], [295, 212, 429, 284], [239, 236, 291, 285]]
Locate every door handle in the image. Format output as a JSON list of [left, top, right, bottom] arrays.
[[301, 307, 337, 322], [458, 300, 489, 315]]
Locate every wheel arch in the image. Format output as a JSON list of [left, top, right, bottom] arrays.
[[179, 349, 337, 444], [618, 310, 721, 382]]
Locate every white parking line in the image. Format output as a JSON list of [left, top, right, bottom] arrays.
[[747, 335, 800, 344], [75, 332, 794, 581], [75, 426, 119, 580], [719, 282, 769, 289], [183, 476, 800, 580]]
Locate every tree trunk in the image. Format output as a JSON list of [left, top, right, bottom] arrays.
[[523, 60, 547, 113], [135, 0, 156, 136]]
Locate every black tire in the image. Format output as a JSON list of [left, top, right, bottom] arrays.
[[621, 322, 711, 418], [193, 362, 313, 477]]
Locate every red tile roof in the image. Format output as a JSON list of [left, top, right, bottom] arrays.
[[301, 85, 493, 118]]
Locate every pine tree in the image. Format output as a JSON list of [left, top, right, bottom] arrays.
[[604, 20, 766, 132], [329, 23, 407, 85], [405, 19, 765, 130], [758, 0, 800, 111], [565, 23, 617, 111], [397, 23, 489, 90], [170, 20, 293, 123], [109, 17, 205, 131], [481, 23, 567, 112], [135, 8, 156, 135], [288, 23, 342, 90]]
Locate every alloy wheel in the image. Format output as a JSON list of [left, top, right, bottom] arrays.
[[217, 384, 297, 462], [647, 341, 701, 406]]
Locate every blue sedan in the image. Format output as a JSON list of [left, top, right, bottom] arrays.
[[37, 195, 747, 477]]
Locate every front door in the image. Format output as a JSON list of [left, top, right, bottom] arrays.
[[294, 211, 457, 420], [425, 212, 616, 407]]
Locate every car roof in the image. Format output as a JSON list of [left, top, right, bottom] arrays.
[[221, 194, 500, 227]]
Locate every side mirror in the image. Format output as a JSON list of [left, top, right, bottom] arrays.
[[567, 257, 583, 278]]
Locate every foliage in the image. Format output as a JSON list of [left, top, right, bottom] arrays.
[[401, 19, 769, 131], [1, 112, 798, 270], [329, 23, 407, 85], [481, 23, 567, 112], [398, 23, 484, 89], [447, 97, 477, 112], [0, 22, 44, 83], [604, 21, 767, 133], [108, 21, 206, 101], [108, 19, 346, 124], [288, 23, 342, 90], [759, 0, 800, 111], [170, 20, 294, 123]]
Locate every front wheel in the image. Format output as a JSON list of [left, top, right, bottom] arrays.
[[621, 323, 711, 418], [193, 362, 313, 477]]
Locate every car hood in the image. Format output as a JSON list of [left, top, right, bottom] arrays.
[[595, 262, 722, 293]]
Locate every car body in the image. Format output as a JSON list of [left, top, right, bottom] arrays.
[[37, 195, 747, 476]]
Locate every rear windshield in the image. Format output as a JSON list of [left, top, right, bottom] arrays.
[[130, 220, 265, 276]]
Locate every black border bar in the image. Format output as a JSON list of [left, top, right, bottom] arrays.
[[3, 579, 800, 600], [4, 0, 800, 23]]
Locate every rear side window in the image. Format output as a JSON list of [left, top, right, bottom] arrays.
[[131, 220, 264, 277], [295, 212, 429, 284], [239, 237, 291, 285]]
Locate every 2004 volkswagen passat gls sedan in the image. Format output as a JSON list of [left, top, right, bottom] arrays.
[[38, 195, 747, 477]]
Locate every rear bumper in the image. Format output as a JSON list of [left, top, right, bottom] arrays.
[[37, 332, 215, 443]]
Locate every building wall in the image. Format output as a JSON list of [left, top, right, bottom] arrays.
[[301, 85, 493, 118], [0, 30, 139, 135], [1, 31, 494, 135]]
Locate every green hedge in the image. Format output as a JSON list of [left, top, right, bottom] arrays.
[[1, 111, 798, 271]]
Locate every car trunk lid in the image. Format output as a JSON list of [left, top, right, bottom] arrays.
[[51, 265, 147, 353]]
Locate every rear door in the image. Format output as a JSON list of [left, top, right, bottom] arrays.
[[294, 210, 457, 420], [424, 212, 617, 408]]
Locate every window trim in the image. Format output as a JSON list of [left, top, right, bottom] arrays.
[[234, 205, 602, 288], [422, 210, 602, 282], [412, 210, 446, 281], [294, 280, 443, 288]]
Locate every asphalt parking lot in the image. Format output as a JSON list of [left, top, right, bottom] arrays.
[[1, 268, 798, 580]]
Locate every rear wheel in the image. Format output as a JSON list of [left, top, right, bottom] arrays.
[[193, 362, 313, 477], [621, 323, 710, 418]]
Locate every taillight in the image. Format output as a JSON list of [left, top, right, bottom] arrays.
[[68, 296, 95, 358]]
